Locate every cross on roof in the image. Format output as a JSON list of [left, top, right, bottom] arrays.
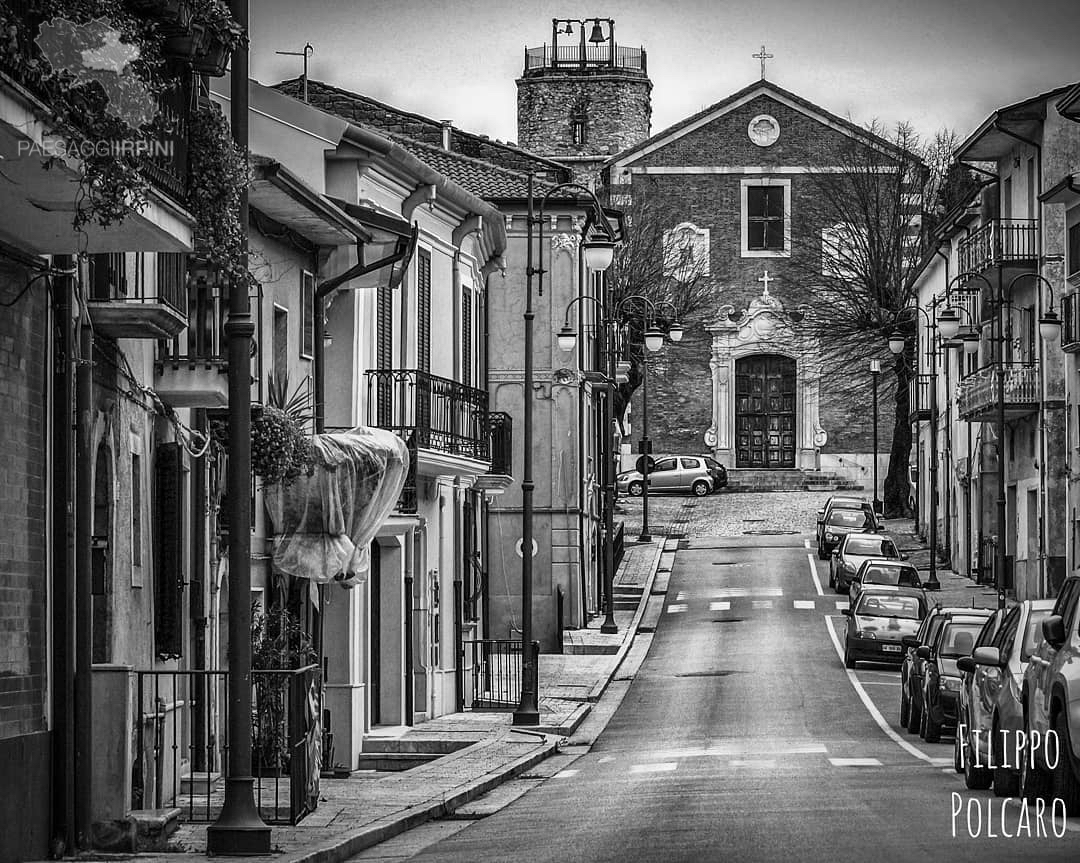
[[753, 44, 773, 79], [758, 270, 773, 296]]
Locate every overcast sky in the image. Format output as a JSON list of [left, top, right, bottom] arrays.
[[249, 0, 1077, 149]]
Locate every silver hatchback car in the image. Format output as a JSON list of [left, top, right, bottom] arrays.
[[616, 455, 727, 497]]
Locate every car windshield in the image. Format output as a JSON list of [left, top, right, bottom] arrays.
[[863, 565, 919, 586], [937, 621, 984, 657], [827, 510, 870, 528], [855, 594, 922, 620], [845, 537, 897, 557], [1020, 610, 1052, 662]]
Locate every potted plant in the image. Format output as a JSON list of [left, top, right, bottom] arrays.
[[250, 373, 314, 487]]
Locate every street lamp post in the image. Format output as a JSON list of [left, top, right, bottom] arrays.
[[515, 175, 616, 726], [557, 298, 681, 633], [871, 359, 881, 515]]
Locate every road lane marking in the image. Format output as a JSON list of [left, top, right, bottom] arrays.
[[730, 759, 776, 768], [553, 769, 579, 778], [793, 600, 815, 610], [807, 553, 824, 596], [709, 601, 731, 611], [597, 756, 615, 764], [630, 762, 677, 774], [835, 601, 849, 610], [928, 757, 952, 767], [828, 757, 882, 767], [822, 615, 940, 766], [751, 600, 773, 609], [713, 587, 784, 598], [675, 591, 685, 601], [667, 604, 687, 613], [804, 539, 811, 549], [859, 681, 902, 686]]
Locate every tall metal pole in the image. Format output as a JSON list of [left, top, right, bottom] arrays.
[[74, 310, 93, 848], [638, 303, 652, 543], [996, 276, 1007, 610], [207, 0, 271, 850], [871, 361, 880, 515], [927, 347, 941, 591], [514, 175, 540, 725], [600, 301, 617, 633]]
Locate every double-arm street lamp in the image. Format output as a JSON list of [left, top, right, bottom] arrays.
[[888, 299, 979, 592], [514, 175, 617, 726], [556, 296, 682, 633], [936, 271, 1060, 608]]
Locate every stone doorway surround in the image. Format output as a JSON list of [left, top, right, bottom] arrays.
[[703, 284, 826, 470]]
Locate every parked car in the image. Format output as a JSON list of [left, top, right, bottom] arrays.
[[842, 586, 929, 668], [918, 611, 994, 742], [816, 496, 875, 559], [830, 532, 903, 594], [900, 606, 989, 734], [1020, 574, 1080, 808], [616, 454, 726, 497], [907, 464, 917, 514], [818, 507, 878, 562], [848, 559, 923, 605], [954, 609, 1007, 774], [957, 600, 1054, 794]]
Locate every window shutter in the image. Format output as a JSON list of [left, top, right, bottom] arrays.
[[154, 442, 184, 659], [461, 287, 472, 388], [376, 286, 393, 424], [418, 250, 431, 374]]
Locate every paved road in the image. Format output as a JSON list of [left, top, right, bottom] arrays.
[[357, 534, 1079, 863]]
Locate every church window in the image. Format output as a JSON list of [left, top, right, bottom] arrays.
[[571, 115, 587, 146], [741, 179, 790, 257]]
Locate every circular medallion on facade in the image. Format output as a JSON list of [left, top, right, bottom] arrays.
[[748, 114, 780, 147]]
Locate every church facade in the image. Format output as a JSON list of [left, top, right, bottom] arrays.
[[600, 79, 904, 483]]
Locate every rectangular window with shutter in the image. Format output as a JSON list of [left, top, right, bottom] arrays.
[[417, 249, 431, 374]]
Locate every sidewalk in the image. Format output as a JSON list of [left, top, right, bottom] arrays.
[[152, 538, 669, 862], [880, 516, 1006, 610]]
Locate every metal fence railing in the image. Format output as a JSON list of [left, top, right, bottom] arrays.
[[133, 665, 320, 825], [956, 363, 1039, 419], [463, 640, 537, 710], [487, 411, 513, 476], [957, 219, 1038, 276], [524, 43, 646, 72]]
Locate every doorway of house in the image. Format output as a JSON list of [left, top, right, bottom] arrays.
[[735, 354, 796, 468]]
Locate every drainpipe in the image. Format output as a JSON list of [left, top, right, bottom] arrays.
[[403, 528, 414, 726], [576, 245, 587, 624], [994, 121, 1048, 596], [934, 246, 953, 568], [453, 487, 464, 713], [74, 293, 93, 848], [51, 257, 75, 855]]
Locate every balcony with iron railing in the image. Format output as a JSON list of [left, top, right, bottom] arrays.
[[475, 411, 514, 494], [956, 363, 1040, 422], [155, 272, 228, 407], [523, 43, 647, 73], [86, 252, 188, 339], [907, 373, 933, 424], [956, 219, 1039, 281]]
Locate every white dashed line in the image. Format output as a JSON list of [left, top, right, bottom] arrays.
[[667, 604, 688, 614], [860, 681, 902, 686], [630, 762, 678, 774], [835, 601, 849, 610], [829, 758, 882, 767], [553, 769, 579, 778], [793, 600, 816, 610], [804, 539, 811, 549], [597, 756, 615, 764], [928, 757, 952, 767], [807, 553, 825, 596], [709, 601, 731, 611], [714, 587, 784, 598], [730, 759, 776, 769], [675, 591, 685, 601], [752, 600, 773, 609]]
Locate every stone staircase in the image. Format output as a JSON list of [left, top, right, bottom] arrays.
[[723, 469, 864, 493]]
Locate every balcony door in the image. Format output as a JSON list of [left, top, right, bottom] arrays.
[[735, 354, 796, 468]]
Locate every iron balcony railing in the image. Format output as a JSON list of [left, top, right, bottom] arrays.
[[524, 43, 647, 72], [487, 411, 513, 476], [908, 373, 933, 423], [957, 219, 1039, 278], [133, 666, 320, 826], [161, 274, 226, 363], [365, 369, 490, 461], [956, 363, 1040, 421], [462, 639, 538, 710], [1062, 293, 1080, 353]]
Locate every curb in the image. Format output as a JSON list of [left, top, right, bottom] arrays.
[[284, 735, 558, 863]]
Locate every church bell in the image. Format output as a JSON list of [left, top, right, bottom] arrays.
[[588, 21, 606, 43]]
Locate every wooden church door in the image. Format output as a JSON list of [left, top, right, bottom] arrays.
[[735, 355, 796, 468]]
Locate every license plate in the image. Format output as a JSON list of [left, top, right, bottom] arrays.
[[881, 644, 901, 653]]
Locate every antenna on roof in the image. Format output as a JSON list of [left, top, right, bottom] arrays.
[[276, 43, 314, 103]]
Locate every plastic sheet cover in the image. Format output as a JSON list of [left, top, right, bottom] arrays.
[[265, 426, 409, 587]]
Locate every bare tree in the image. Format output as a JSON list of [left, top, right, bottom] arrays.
[[602, 184, 715, 430], [776, 120, 960, 516]]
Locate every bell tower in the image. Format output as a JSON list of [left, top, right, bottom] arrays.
[[516, 17, 652, 186]]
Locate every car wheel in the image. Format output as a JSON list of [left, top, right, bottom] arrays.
[[691, 480, 710, 497], [990, 723, 1019, 797], [1019, 712, 1052, 804], [900, 686, 910, 728], [817, 546, 829, 560], [922, 694, 941, 743], [1052, 710, 1080, 813], [953, 721, 963, 773], [963, 729, 992, 789], [844, 646, 856, 669], [907, 691, 922, 734], [627, 481, 643, 497], [828, 568, 835, 589]]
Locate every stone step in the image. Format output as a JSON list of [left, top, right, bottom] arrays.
[[180, 771, 221, 795], [361, 737, 471, 755], [354, 752, 440, 771]]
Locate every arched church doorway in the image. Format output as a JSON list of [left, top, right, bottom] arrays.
[[735, 354, 796, 468]]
